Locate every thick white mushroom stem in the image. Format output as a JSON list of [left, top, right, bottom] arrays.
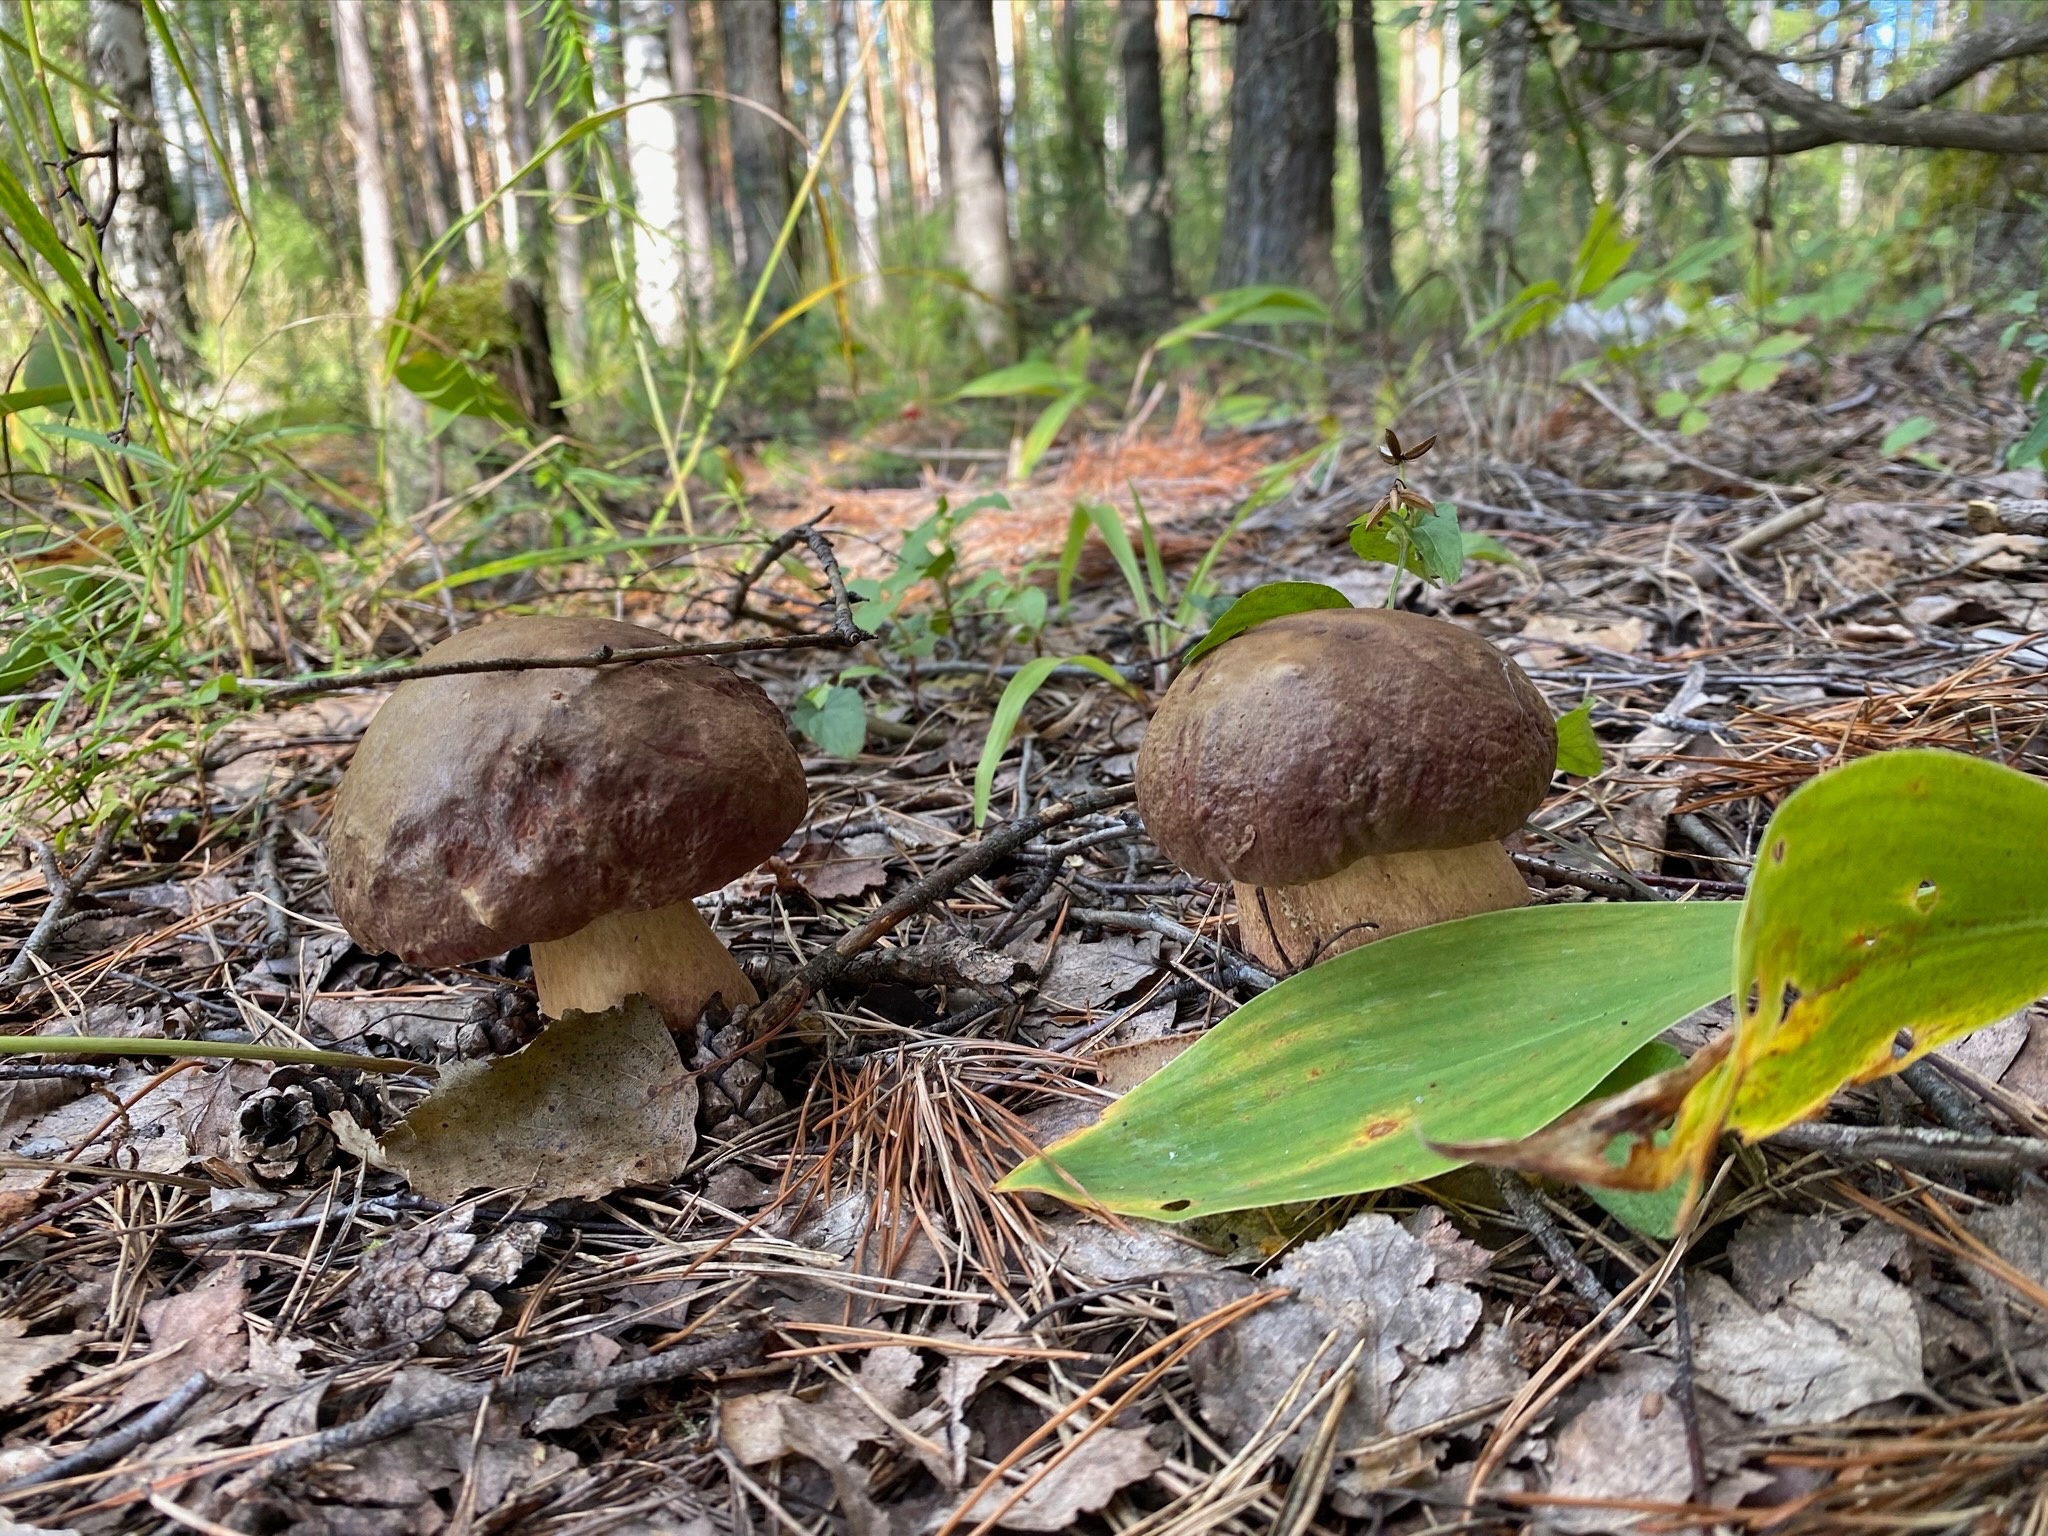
[[528, 899, 756, 1027], [1234, 841, 1530, 974]]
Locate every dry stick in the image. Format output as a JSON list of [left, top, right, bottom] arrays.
[[243, 523, 872, 700], [1491, 1170, 1634, 1336], [252, 1329, 759, 1484], [733, 785, 1141, 1047], [1768, 1121, 2048, 1174], [1573, 378, 1814, 502], [3, 823, 117, 988], [0, 1371, 212, 1494]]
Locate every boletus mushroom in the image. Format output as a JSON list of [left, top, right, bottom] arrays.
[[325, 616, 807, 1030], [1135, 608, 1555, 973]]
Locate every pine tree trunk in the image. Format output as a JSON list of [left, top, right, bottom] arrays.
[[718, 0, 798, 305], [1352, 0, 1396, 323], [539, 63, 586, 370], [396, 0, 456, 250], [86, 0, 197, 382], [1214, 0, 1337, 292], [1118, 0, 1173, 306], [887, 0, 931, 211], [833, 0, 882, 305], [482, 29, 520, 262], [668, 0, 719, 323], [932, 0, 1013, 357], [226, 6, 270, 188], [428, 0, 488, 267], [620, 0, 685, 345], [1478, 2, 1530, 287], [854, 0, 896, 220]]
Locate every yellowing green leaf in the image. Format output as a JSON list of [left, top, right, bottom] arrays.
[[997, 901, 1739, 1220]]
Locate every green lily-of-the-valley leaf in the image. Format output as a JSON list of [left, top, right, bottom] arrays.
[[1182, 581, 1352, 666], [997, 900, 1738, 1220], [1451, 750, 2048, 1216]]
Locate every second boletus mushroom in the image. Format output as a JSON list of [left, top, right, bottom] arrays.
[[1136, 608, 1555, 973], [325, 616, 807, 1030]]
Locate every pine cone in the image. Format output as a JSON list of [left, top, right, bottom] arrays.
[[234, 1066, 384, 1183], [692, 999, 788, 1141], [338, 1208, 547, 1354]]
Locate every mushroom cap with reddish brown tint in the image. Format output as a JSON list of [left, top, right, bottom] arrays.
[[1135, 608, 1555, 887], [326, 616, 807, 967]]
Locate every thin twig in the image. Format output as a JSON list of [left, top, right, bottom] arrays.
[[0, 1370, 212, 1493], [242, 526, 871, 699], [3, 822, 117, 989], [735, 786, 1141, 1046], [1767, 1120, 2048, 1173], [252, 1328, 760, 1484], [1492, 1170, 1634, 1335]]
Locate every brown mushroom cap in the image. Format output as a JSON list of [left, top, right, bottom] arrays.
[[1135, 608, 1556, 887], [326, 616, 807, 967]]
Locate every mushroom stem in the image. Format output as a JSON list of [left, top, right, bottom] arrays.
[[528, 899, 756, 1028], [1233, 841, 1530, 974]]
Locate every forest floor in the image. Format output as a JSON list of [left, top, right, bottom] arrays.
[[5, 330, 2048, 1535]]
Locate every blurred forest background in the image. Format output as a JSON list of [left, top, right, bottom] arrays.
[[4, 0, 2048, 822]]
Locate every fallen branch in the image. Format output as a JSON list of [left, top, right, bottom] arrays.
[[736, 785, 1141, 1045], [251, 1328, 759, 1484], [1967, 498, 2048, 537], [1768, 1121, 2048, 1174], [2, 823, 116, 990], [0, 1370, 211, 1493], [241, 522, 870, 700]]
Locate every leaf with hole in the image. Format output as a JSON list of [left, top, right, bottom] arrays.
[[996, 901, 1739, 1220], [1447, 750, 2048, 1219], [1182, 582, 1352, 667]]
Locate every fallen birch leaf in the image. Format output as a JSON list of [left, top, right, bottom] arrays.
[[378, 996, 695, 1204]]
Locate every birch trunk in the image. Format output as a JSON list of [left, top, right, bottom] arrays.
[[668, 0, 718, 322], [620, 0, 685, 345], [933, 0, 1014, 356], [833, 0, 882, 304], [501, 0, 541, 271], [87, 0, 198, 382]]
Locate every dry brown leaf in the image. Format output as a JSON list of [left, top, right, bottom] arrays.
[[1690, 1250, 1922, 1424], [112, 1260, 249, 1415], [1170, 1209, 1499, 1461], [378, 996, 696, 1204], [0, 1320, 87, 1411], [1541, 1357, 1697, 1535], [958, 1426, 1164, 1531]]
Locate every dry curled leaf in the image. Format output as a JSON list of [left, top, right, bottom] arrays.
[[378, 996, 696, 1204]]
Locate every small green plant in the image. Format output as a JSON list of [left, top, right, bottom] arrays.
[[2000, 287, 2048, 470]]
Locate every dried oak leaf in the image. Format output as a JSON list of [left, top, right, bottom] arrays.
[[957, 1426, 1165, 1532], [378, 995, 696, 1204]]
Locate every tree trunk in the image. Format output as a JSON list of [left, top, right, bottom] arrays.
[[482, 28, 520, 263], [539, 66, 586, 371], [854, 0, 896, 219], [932, 0, 1013, 356], [396, 0, 456, 250], [620, 0, 685, 345], [501, 0, 541, 272], [428, 0, 488, 267], [1478, 2, 1530, 287], [1057, 0, 1107, 268], [498, 276, 568, 430], [718, 0, 798, 305], [1214, 0, 1337, 292], [834, 0, 882, 305], [199, 4, 249, 207], [86, 0, 198, 383], [332, 0, 426, 498], [668, 0, 719, 323], [1351, 0, 1396, 323], [887, 0, 932, 211], [226, 5, 271, 188], [1118, 0, 1173, 305]]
